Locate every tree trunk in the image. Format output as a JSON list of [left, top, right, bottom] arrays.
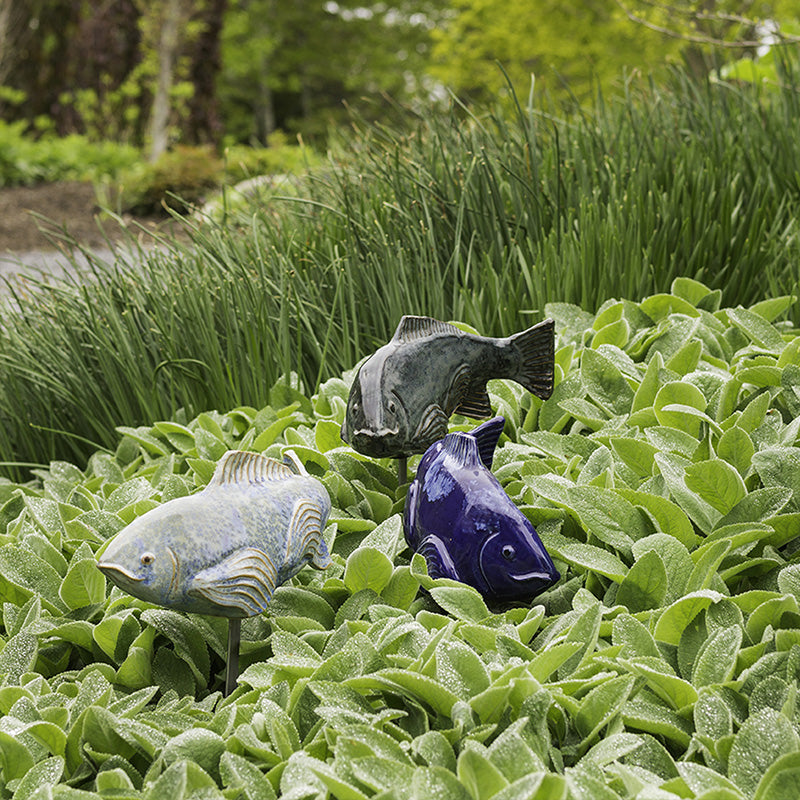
[[256, 56, 276, 142], [186, 0, 228, 147], [0, 0, 18, 85], [254, 0, 277, 144], [147, 0, 183, 162]]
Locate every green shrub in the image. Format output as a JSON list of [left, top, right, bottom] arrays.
[[112, 145, 225, 215], [1, 289, 800, 797], [223, 132, 322, 184], [0, 120, 140, 187], [106, 137, 321, 216]]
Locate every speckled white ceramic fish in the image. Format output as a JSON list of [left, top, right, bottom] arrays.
[[97, 450, 331, 617]]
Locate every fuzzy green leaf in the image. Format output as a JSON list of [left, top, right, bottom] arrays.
[[692, 626, 743, 687], [581, 347, 635, 416], [727, 307, 785, 352], [575, 674, 636, 742], [457, 747, 510, 799], [684, 459, 747, 516], [60, 559, 106, 609], [728, 709, 799, 796], [753, 752, 800, 800], [654, 591, 725, 645], [344, 546, 393, 594], [429, 585, 490, 623], [655, 453, 721, 533]]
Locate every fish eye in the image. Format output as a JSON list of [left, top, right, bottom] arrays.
[[388, 400, 397, 414], [140, 552, 156, 566], [501, 545, 516, 561]]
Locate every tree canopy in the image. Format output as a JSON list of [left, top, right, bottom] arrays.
[[430, 0, 682, 105], [1, 0, 798, 148]]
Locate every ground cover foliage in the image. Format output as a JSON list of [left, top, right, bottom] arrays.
[[2, 70, 800, 474], [0, 122, 140, 188], [1, 281, 800, 798]]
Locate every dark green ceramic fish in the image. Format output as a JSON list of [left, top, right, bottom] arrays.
[[341, 315, 554, 458]]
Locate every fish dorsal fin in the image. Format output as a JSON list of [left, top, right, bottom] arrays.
[[208, 450, 294, 488], [441, 432, 483, 468], [393, 315, 463, 343], [470, 416, 505, 470]]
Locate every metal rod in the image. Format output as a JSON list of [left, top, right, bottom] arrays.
[[225, 617, 241, 697], [397, 456, 407, 486]]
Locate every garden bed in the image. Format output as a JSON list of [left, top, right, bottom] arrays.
[[2, 283, 799, 799]]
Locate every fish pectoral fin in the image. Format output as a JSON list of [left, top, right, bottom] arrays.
[[444, 363, 471, 416], [453, 385, 492, 419], [418, 535, 460, 582], [286, 498, 332, 570], [412, 404, 449, 448], [188, 547, 278, 616], [393, 315, 463, 343]]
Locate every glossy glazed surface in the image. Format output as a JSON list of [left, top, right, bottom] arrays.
[[404, 417, 559, 603], [341, 315, 555, 458]]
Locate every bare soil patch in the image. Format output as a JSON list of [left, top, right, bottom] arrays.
[[0, 181, 180, 253]]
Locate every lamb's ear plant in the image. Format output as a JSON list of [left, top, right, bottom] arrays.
[[0, 281, 799, 798]]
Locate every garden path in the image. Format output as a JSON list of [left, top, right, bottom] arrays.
[[0, 181, 180, 295]]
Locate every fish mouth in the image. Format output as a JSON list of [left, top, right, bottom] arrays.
[[508, 569, 557, 584], [350, 428, 407, 458], [96, 562, 144, 583]]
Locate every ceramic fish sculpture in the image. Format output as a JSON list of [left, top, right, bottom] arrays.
[[341, 315, 554, 458], [404, 416, 559, 603], [97, 450, 331, 617]]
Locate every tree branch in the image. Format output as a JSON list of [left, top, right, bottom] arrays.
[[614, 0, 800, 48]]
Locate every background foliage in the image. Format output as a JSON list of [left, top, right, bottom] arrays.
[[1, 283, 800, 798], [2, 69, 799, 473], [1, 0, 799, 147], [0, 121, 140, 188]]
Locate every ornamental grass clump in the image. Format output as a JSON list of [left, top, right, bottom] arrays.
[[1, 65, 799, 473], [1, 282, 800, 798]]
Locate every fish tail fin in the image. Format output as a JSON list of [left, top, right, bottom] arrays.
[[509, 318, 555, 400]]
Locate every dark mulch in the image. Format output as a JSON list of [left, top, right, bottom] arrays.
[[0, 181, 182, 253]]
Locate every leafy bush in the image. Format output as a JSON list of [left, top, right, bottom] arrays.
[[110, 145, 225, 215], [106, 137, 320, 216], [223, 134, 322, 184], [1, 282, 800, 797], [0, 121, 140, 187]]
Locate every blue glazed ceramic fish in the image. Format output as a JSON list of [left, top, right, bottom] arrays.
[[341, 316, 554, 458], [97, 450, 331, 617], [403, 416, 559, 603]]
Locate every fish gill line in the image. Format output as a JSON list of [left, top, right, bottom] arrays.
[[166, 546, 181, 597]]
